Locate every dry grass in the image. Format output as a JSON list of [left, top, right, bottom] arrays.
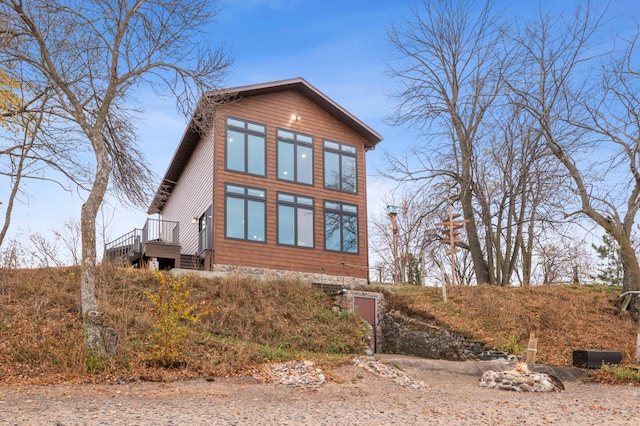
[[1, 265, 637, 385], [384, 284, 637, 367], [0, 265, 364, 384]]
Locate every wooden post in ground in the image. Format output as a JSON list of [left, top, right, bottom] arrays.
[[525, 332, 538, 364], [438, 259, 448, 302], [618, 291, 640, 364], [636, 316, 640, 365], [435, 203, 468, 289]]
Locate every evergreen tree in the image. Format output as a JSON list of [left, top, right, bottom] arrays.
[[591, 233, 623, 285]]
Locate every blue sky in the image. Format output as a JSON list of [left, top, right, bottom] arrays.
[[6, 0, 414, 254], [3, 0, 639, 263]]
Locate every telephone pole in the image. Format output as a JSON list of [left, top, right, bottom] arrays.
[[387, 205, 399, 284]]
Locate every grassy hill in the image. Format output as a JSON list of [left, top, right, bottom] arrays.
[[0, 266, 364, 384], [381, 284, 637, 367], [0, 265, 637, 385]]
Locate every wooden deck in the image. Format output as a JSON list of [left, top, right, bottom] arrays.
[[105, 219, 181, 269]]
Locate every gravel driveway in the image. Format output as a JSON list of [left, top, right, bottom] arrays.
[[1, 355, 639, 425]]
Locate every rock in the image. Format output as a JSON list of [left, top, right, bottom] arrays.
[[255, 360, 326, 389], [353, 357, 426, 391], [479, 369, 564, 392]]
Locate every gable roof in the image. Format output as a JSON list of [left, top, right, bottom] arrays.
[[148, 77, 383, 214]]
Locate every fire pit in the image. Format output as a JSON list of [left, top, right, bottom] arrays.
[[479, 363, 564, 392]]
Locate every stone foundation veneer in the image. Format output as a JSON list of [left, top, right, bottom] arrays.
[[171, 264, 368, 288]]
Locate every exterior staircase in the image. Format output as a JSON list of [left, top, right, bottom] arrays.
[[105, 219, 180, 268]]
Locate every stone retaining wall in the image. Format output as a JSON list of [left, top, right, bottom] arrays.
[[381, 310, 510, 361], [171, 265, 368, 287]]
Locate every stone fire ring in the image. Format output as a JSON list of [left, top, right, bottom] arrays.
[[479, 369, 565, 392]]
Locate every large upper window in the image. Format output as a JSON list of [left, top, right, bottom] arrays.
[[225, 184, 266, 242], [324, 201, 358, 253], [226, 117, 266, 176], [277, 129, 313, 185], [323, 140, 357, 193], [277, 193, 314, 248]]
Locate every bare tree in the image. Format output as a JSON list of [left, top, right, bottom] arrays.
[[573, 30, 640, 294], [386, 0, 507, 284], [369, 189, 436, 284], [28, 232, 64, 268], [2, 30, 56, 244], [508, 3, 640, 296], [53, 218, 82, 266], [473, 105, 568, 286], [0, 110, 39, 246], [1, 103, 90, 244], [24, 218, 82, 267], [369, 186, 476, 286], [533, 234, 592, 285], [0, 0, 232, 359]]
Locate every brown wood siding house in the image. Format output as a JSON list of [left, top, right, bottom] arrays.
[[117, 78, 382, 285]]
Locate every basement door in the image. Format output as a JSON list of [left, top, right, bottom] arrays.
[[353, 296, 377, 352]]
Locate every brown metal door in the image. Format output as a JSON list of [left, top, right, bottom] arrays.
[[354, 296, 377, 351], [354, 296, 376, 326]]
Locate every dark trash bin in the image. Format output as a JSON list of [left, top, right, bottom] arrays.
[[572, 350, 622, 369]]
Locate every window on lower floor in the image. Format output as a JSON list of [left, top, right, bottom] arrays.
[[225, 184, 266, 242], [277, 193, 314, 247], [324, 201, 358, 253]]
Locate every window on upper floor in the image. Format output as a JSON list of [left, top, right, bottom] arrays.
[[324, 201, 358, 253], [277, 129, 313, 185], [226, 117, 266, 176], [277, 193, 314, 248], [225, 184, 266, 242], [323, 140, 357, 193]]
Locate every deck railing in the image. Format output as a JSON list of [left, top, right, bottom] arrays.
[[105, 219, 180, 262], [104, 228, 142, 259], [142, 219, 179, 246]]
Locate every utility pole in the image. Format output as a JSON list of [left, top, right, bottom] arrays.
[[387, 205, 399, 284], [436, 203, 468, 287]]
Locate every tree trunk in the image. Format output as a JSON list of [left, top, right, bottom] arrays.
[[0, 161, 22, 247], [618, 233, 640, 294], [520, 189, 538, 287], [0, 136, 34, 247], [458, 138, 490, 284], [460, 183, 490, 285], [81, 136, 116, 359]]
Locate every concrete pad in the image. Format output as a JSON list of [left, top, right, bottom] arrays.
[[376, 354, 584, 383]]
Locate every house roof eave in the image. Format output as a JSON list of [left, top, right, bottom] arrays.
[[207, 78, 383, 147], [147, 77, 383, 214], [146, 125, 199, 215]]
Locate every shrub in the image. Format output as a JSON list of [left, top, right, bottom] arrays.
[[596, 364, 640, 384], [144, 271, 214, 367]]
